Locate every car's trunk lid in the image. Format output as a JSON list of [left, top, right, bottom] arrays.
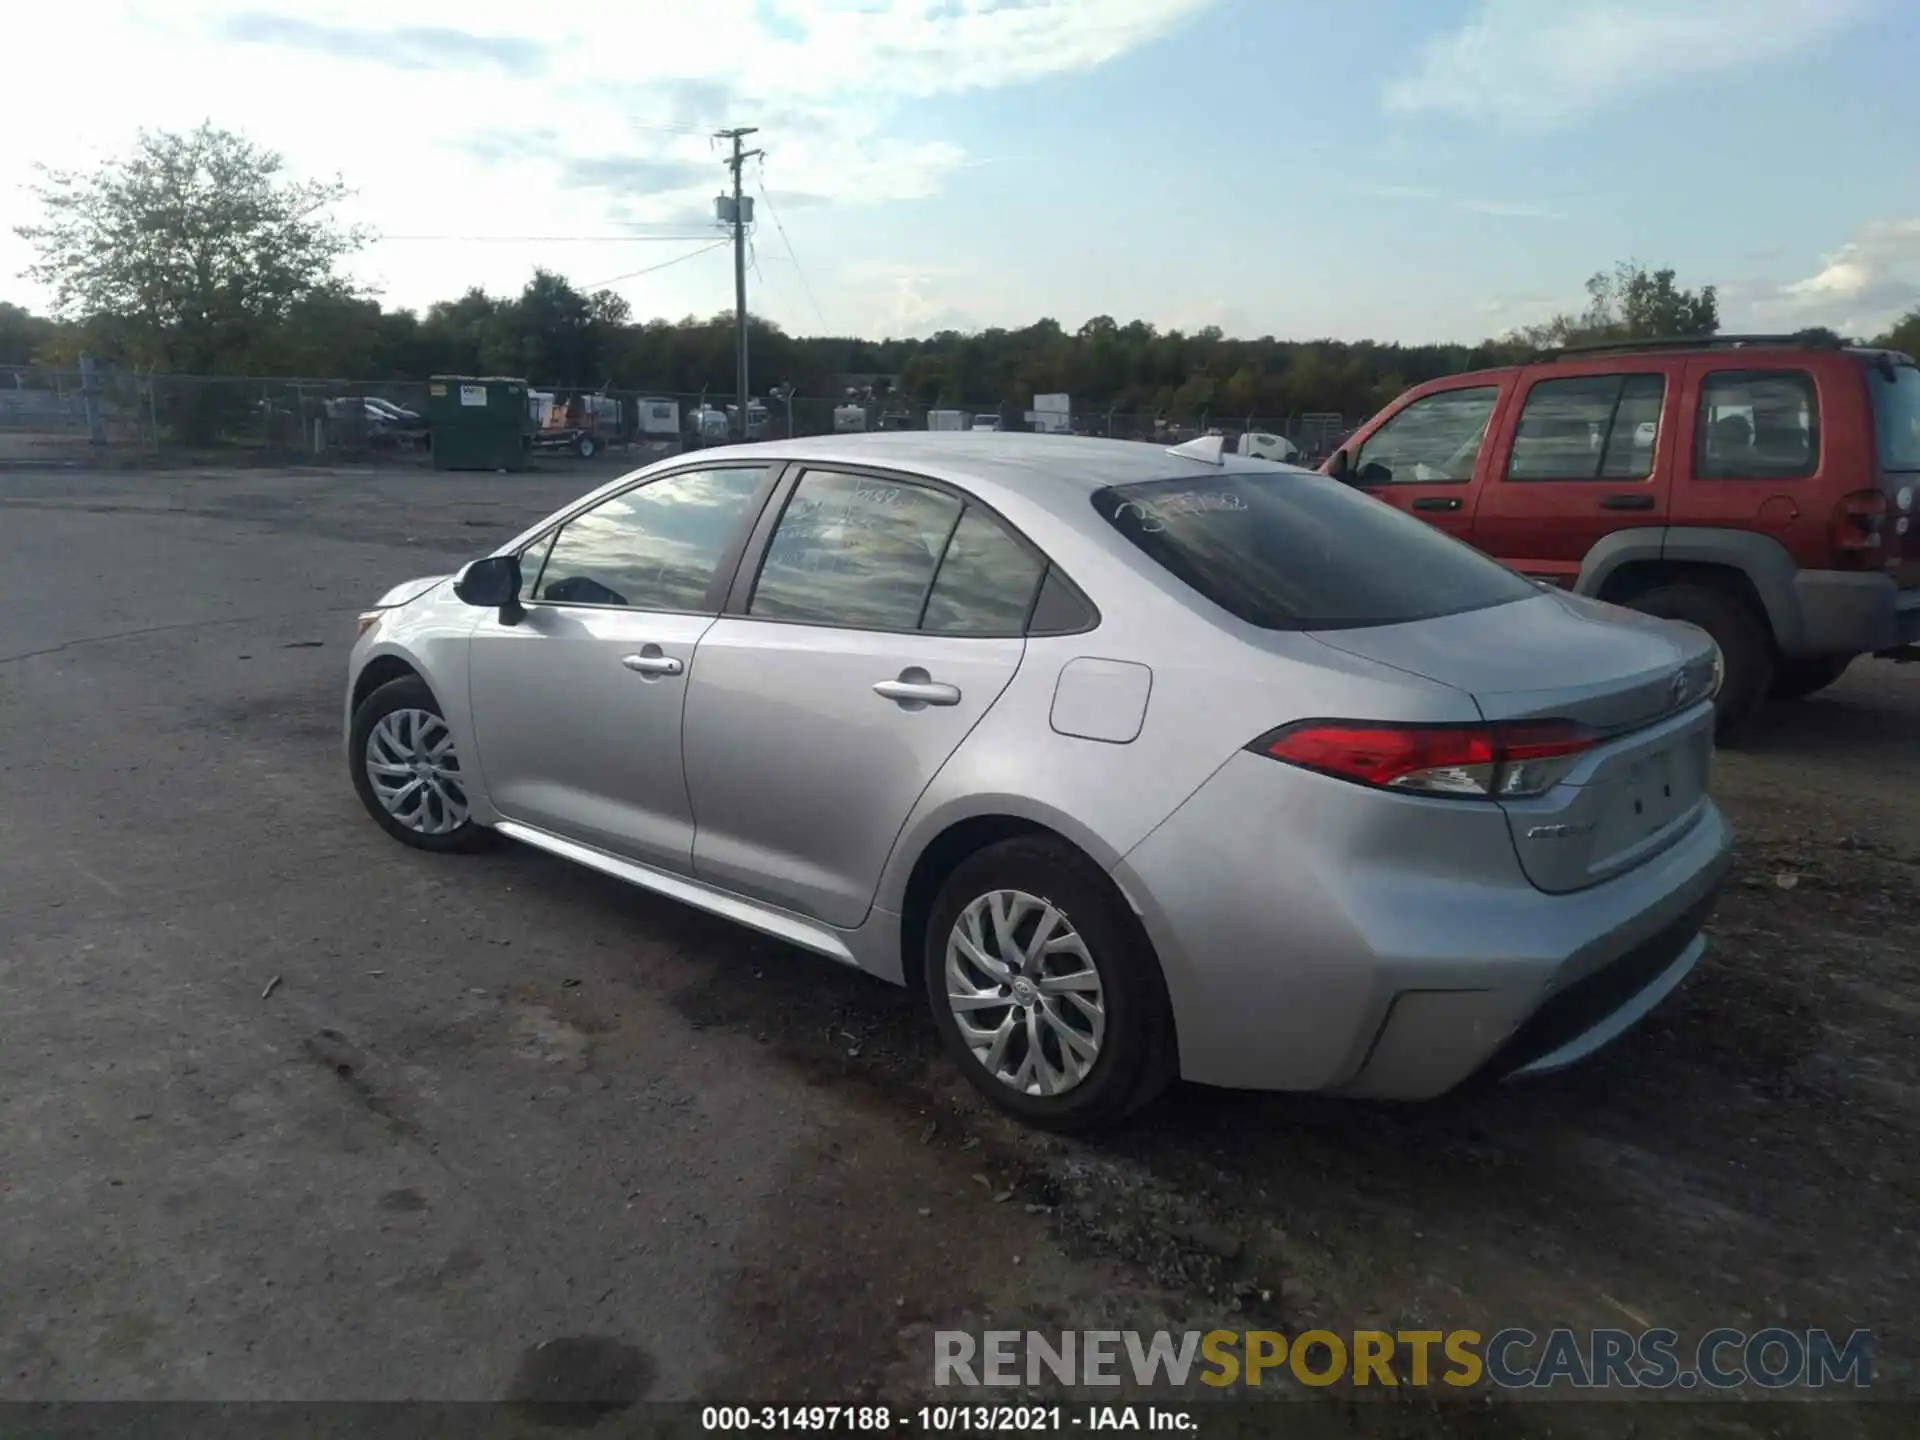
[[1310, 591, 1720, 893]]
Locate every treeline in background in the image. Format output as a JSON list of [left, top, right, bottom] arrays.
[[4, 125, 1916, 426]]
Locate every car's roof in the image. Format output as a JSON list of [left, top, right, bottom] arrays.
[[711, 430, 1306, 504]]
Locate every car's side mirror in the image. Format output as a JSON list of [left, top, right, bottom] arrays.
[[1356, 460, 1394, 487], [1324, 449, 1351, 480], [453, 554, 525, 626]]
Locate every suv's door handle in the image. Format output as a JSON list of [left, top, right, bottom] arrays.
[[874, 675, 961, 708], [1411, 496, 1463, 512], [621, 651, 684, 677], [1599, 493, 1656, 511]]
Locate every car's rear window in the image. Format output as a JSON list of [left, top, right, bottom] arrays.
[[1869, 362, 1920, 473], [1093, 470, 1538, 631]]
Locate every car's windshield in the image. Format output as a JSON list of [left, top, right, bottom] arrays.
[[1869, 361, 1920, 472], [1093, 469, 1538, 631]]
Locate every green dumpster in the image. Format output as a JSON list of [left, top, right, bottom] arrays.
[[427, 376, 532, 472]]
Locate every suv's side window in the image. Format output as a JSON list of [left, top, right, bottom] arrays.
[[1696, 370, 1819, 478], [531, 465, 768, 610], [750, 469, 964, 630], [1354, 386, 1500, 484], [1506, 374, 1666, 481]]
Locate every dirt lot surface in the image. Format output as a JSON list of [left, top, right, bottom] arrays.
[[1, 465, 1914, 1437]]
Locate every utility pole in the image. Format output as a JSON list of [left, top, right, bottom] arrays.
[[717, 127, 762, 440]]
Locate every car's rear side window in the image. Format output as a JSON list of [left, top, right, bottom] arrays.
[[1696, 370, 1819, 478], [1506, 374, 1666, 481], [1869, 362, 1920, 472], [1094, 471, 1537, 631], [750, 469, 962, 629], [920, 506, 1046, 635]]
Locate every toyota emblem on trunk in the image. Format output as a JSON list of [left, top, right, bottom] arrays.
[[1670, 670, 1690, 708]]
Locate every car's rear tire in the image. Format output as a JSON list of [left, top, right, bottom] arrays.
[[1623, 584, 1773, 737], [1771, 655, 1852, 701], [922, 836, 1175, 1132], [348, 674, 491, 853]]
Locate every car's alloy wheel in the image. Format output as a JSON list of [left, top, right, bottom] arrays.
[[943, 889, 1106, 1097], [364, 707, 469, 835]]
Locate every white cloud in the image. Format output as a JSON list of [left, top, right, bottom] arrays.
[[1382, 0, 1877, 129], [1345, 182, 1566, 220], [0, 0, 1209, 325], [1737, 218, 1920, 335]]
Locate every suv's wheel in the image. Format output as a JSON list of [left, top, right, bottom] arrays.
[[1623, 584, 1773, 737], [1772, 655, 1852, 701], [348, 674, 490, 852], [923, 837, 1175, 1132]]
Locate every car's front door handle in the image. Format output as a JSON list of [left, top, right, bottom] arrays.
[[1599, 493, 1656, 511], [1411, 496, 1463, 512], [621, 651, 684, 677], [874, 673, 961, 708]]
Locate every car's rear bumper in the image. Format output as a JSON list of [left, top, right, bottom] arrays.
[[1112, 750, 1732, 1098], [1791, 570, 1917, 657]]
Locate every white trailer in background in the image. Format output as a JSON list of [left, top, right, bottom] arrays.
[[1027, 392, 1072, 434], [636, 398, 680, 436], [832, 404, 868, 433], [927, 409, 967, 431]]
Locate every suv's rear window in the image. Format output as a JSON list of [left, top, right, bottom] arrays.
[[1093, 471, 1537, 631], [1869, 362, 1920, 472]]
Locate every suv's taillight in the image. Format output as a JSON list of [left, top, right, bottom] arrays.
[[1251, 720, 1596, 800], [1831, 490, 1894, 569]]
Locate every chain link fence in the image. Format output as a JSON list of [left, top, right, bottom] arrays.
[[0, 366, 1356, 468]]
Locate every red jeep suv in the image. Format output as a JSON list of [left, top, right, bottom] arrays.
[[1326, 335, 1920, 733]]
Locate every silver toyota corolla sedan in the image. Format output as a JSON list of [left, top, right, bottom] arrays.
[[345, 432, 1732, 1130]]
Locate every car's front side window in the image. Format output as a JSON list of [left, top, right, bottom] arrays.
[[749, 470, 963, 630], [1354, 386, 1500, 484], [532, 465, 768, 611]]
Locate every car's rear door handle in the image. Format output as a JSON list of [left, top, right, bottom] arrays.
[[1599, 493, 1655, 511], [874, 671, 961, 708], [1411, 496, 1463, 512], [621, 651, 684, 677]]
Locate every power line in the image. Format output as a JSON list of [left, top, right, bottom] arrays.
[[754, 165, 827, 331], [371, 233, 722, 244], [585, 240, 731, 290]]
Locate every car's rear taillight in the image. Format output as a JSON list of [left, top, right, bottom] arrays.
[[1831, 490, 1895, 569], [1251, 720, 1597, 799]]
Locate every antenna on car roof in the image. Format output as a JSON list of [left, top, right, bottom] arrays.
[[1167, 434, 1227, 465]]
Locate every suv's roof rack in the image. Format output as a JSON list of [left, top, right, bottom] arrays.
[[1544, 332, 1848, 361]]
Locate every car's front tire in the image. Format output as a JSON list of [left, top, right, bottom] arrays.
[[923, 836, 1175, 1132], [348, 674, 491, 852]]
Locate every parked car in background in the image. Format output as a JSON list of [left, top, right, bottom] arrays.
[[1327, 335, 1920, 733], [325, 396, 427, 446], [345, 433, 1728, 1131]]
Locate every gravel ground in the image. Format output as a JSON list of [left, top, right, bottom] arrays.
[[1, 465, 1914, 1437]]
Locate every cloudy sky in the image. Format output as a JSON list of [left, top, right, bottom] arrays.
[[1, 0, 1915, 343]]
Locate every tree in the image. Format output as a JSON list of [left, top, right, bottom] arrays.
[[1516, 260, 1718, 349], [15, 123, 367, 374], [0, 301, 56, 365], [1875, 307, 1920, 357]]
